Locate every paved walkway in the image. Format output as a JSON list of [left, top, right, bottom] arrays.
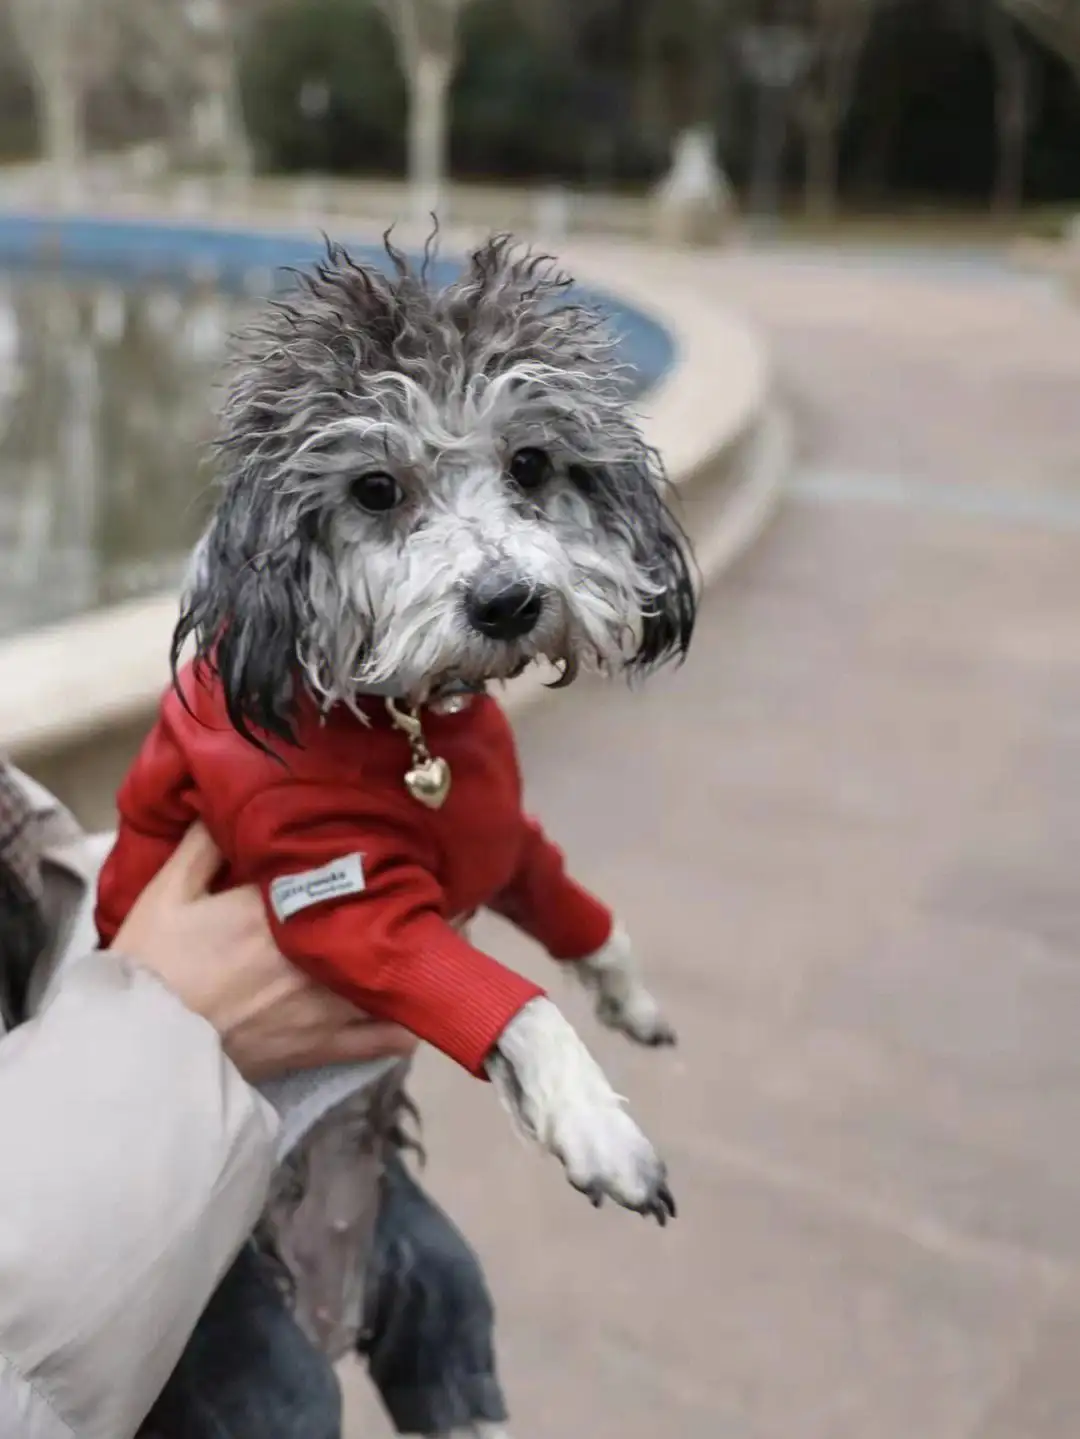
[[336, 251, 1080, 1438]]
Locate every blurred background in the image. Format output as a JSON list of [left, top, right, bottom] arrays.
[[0, 0, 1079, 636], [2, 2, 1080, 1436]]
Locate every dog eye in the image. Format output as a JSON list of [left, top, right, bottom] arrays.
[[349, 471, 403, 514], [507, 447, 552, 491]]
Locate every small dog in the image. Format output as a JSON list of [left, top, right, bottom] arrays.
[[96, 235, 697, 1227]]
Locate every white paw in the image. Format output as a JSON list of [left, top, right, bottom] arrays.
[[595, 981, 677, 1047], [578, 925, 678, 1048], [488, 998, 676, 1224], [552, 1088, 675, 1221]]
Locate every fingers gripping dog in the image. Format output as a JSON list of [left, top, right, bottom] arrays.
[[95, 236, 697, 1222]]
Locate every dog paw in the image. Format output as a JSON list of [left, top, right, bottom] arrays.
[[556, 1097, 677, 1224], [595, 984, 678, 1048], [578, 925, 677, 1048], [488, 997, 676, 1225]]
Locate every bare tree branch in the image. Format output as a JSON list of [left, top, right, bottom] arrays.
[[3, 0, 253, 180], [115, 0, 251, 174], [985, 1, 1035, 210], [794, 0, 879, 215], [1000, 0, 1080, 77], [6, 0, 124, 187], [374, 0, 465, 65]]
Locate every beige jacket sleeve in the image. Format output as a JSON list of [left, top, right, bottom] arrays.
[[0, 841, 280, 1439]]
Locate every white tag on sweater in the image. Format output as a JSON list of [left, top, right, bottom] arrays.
[[270, 853, 366, 921]]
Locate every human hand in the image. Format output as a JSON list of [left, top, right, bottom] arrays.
[[110, 823, 418, 1080]]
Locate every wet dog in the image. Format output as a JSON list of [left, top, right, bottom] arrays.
[[98, 235, 697, 1226]]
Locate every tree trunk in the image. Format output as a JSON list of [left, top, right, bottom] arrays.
[[189, 82, 251, 177], [407, 49, 452, 222], [203, 32, 252, 178], [1001, 0, 1080, 85], [221, 74, 252, 179], [993, 116, 1027, 214], [36, 67, 84, 197], [749, 85, 788, 222], [797, 9, 872, 222], [803, 109, 840, 217], [851, 71, 902, 205], [990, 27, 1030, 215]]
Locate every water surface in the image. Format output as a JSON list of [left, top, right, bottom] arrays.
[[0, 271, 246, 637]]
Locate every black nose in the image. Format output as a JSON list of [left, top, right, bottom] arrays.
[[465, 575, 544, 641]]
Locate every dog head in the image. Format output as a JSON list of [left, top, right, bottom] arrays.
[[175, 235, 697, 745]]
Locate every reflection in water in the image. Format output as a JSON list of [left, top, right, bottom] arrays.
[[0, 271, 250, 638]]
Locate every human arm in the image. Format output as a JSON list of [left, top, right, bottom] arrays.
[[0, 823, 415, 1439], [0, 948, 277, 1439]]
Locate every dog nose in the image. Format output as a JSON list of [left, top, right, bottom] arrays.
[[465, 574, 544, 641]]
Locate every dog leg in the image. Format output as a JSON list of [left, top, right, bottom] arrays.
[[575, 923, 677, 1047], [487, 998, 675, 1223]]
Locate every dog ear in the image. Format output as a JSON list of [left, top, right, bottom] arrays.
[[628, 475, 698, 675], [171, 502, 312, 752], [632, 498, 698, 674], [573, 454, 698, 675]]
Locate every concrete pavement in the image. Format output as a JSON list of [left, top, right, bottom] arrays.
[[342, 250, 1080, 1438]]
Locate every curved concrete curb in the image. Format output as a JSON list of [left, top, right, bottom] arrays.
[[0, 220, 786, 825]]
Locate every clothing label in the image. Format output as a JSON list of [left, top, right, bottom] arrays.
[[269, 853, 366, 921]]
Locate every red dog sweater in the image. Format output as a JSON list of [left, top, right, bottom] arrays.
[[96, 665, 614, 1076]]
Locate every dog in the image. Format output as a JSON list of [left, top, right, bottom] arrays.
[[96, 234, 697, 1234]]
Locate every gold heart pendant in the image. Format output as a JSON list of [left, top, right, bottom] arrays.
[[404, 756, 451, 809]]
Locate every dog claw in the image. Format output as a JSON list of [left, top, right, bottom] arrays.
[[571, 1179, 607, 1209], [569, 1156, 676, 1225], [634, 1178, 676, 1226], [596, 995, 678, 1049], [651, 1183, 677, 1223], [643, 1023, 678, 1048]]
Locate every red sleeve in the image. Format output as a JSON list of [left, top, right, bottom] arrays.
[[95, 711, 200, 946], [234, 786, 544, 1078], [487, 814, 613, 962]]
